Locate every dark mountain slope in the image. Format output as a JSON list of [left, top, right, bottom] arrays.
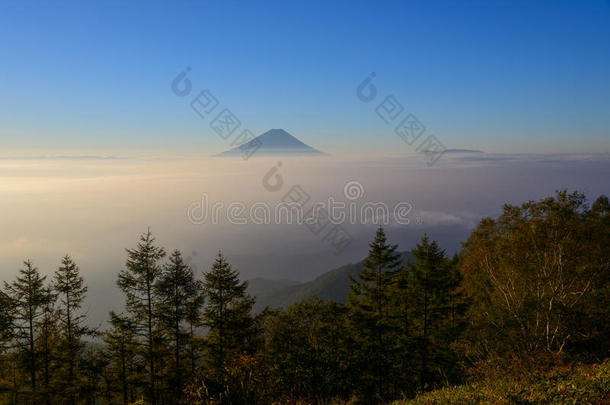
[[250, 252, 411, 312]]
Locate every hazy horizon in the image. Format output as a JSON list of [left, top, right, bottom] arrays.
[[1, 151, 608, 326]]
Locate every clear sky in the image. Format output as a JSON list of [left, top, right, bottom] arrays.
[[1, 0, 609, 156]]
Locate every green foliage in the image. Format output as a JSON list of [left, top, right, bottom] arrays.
[[262, 297, 352, 402], [401, 236, 467, 392], [117, 229, 166, 405], [202, 252, 255, 371], [185, 277, 205, 377], [154, 249, 200, 401], [54, 255, 93, 405], [3, 260, 54, 399], [394, 360, 610, 405], [0, 291, 12, 351], [103, 311, 142, 405], [461, 191, 610, 360], [347, 227, 404, 401]]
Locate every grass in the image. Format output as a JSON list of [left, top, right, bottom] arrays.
[[394, 360, 610, 405]]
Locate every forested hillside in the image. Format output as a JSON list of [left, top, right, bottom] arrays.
[[250, 252, 411, 312], [0, 191, 608, 404]]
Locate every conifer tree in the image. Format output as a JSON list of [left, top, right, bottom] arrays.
[[54, 255, 92, 405], [117, 229, 166, 405], [80, 346, 109, 405], [3, 260, 53, 401], [202, 252, 255, 371], [264, 297, 351, 402], [407, 235, 459, 390], [104, 311, 140, 405], [155, 249, 200, 401], [39, 286, 59, 405], [393, 257, 416, 395], [185, 279, 205, 377], [0, 290, 12, 351], [347, 227, 403, 400]]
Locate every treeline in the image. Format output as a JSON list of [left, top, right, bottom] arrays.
[[0, 190, 608, 404]]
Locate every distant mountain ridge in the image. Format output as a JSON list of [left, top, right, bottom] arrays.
[[217, 129, 326, 156], [246, 277, 300, 298], [419, 148, 484, 154], [248, 251, 411, 312]]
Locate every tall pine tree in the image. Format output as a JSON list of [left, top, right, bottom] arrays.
[[4, 260, 53, 401], [103, 311, 140, 405], [54, 255, 93, 405], [117, 229, 166, 405], [407, 235, 462, 390], [185, 279, 205, 378], [202, 252, 254, 372], [347, 227, 403, 401], [39, 286, 58, 405], [155, 249, 200, 402]]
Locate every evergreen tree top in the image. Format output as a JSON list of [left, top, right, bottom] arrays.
[[362, 227, 403, 274]]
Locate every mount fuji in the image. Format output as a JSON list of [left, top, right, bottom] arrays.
[[216, 129, 326, 156]]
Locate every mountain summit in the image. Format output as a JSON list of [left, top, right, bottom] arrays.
[[217, 129, 326, 156]]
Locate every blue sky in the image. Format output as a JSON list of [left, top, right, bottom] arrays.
[[1, 0, 609, 155]]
